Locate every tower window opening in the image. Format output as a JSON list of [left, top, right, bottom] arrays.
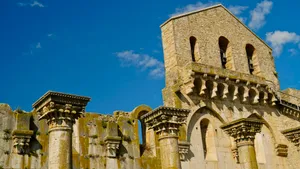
[[190, 36, 197, 62], [219, 37, 229, 69], [246, 44, 255, 74]]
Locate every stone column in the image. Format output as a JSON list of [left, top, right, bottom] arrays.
[[141, 106, 190, 169], [33, 91, 90, 169], [221, 118, 263, 169]]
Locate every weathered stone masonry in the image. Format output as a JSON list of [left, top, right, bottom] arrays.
[[0, 4, 300, 169]]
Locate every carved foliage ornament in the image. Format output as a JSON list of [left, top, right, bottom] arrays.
[[12, 130, 34, 155], [221, 118, 263, 145], [141, 107, 190, 136], [178, 141, 190, 161]]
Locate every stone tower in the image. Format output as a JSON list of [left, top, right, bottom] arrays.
[[160, 4, 300, 169]]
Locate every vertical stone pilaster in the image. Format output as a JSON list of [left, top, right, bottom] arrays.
[[12, 130, 34, 155], [141, 106, 190, 169], [221, 118, 263, 169], [33, 91, 90, 169], [105, 136, 121, 169], [178, 141, 190, 161]]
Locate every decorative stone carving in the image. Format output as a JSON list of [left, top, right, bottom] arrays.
[[33, 91, 90, 131], [178, 64, 280, 107], [104, 136, 121, 158], [141, 106, 190, 138], [178, 141, 190, 161], [221, 118, 263, 166], [221, 118, 263, 146], [282, 126, 300, 151], [275, 144, 288, 157], [12, 130, 34, 155]]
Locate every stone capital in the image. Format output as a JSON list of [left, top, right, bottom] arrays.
[[221, 118, 263, 146], [141, 106, 190, 138], [12, 130, 34, 155], [104, 136, 121, 158], [178, 141, 190, 161], [33, 91, 90, 130], [282, 126, 300, 150]]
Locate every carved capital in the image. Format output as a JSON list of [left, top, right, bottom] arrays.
[[141, 107, 190, 138], [34, 91, 90, 131], [178, 141, 190, 161], [12, 130, 34, 155], [221, 118, 263, 146], [104, 136, 121, 158], [282, 126, 300, 150]]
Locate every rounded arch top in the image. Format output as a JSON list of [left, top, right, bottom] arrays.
[[247, 113, 278, 143], [187, 106, 227, 128], [130, 104, 152, 119]]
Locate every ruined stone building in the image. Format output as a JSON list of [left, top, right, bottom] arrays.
[[1, 4, 300, 169]]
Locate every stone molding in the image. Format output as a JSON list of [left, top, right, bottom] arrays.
[[12, 130, 34, 155], [282, 126, 300, 150], [33, 91, 90, 112], [275, 144, 288, 157], [178, 141, 190, 161], [104, 136, 121, 158], [221, 118, 263, 146], [141, 106, 190, 138], [177, 63, 278, 106]]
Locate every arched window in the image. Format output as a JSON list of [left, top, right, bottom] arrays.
[[200, 118, 217, 161], [219, 37, 229, 69], [190, 36, 197, 62], [246, 44, 255, 74]]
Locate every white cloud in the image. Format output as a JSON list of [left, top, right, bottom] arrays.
[[116, 50, 164, 78], [47, 34, 53, 37], [36, 42, 42, 49], [248, 0, 273, 30], [266, 31, 300, 56], [30, 1, 44, 7], [288, 49, 298, 56], [170, 2, 219, 17], [228, 5, 248, 15], [17, 1, 45, 8]]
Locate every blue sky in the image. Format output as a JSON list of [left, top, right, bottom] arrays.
[[0, 0, 300, 113]]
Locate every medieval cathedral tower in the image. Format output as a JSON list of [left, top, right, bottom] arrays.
[[0, 4, 300, 169]]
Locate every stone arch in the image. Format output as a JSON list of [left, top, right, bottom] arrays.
[[247, 113, 278, 144], [131, 104, 152, 119], [218, 36, 234, 70], [200, 118, 218, 161], [189, 36, 200, 62], [187, 106, 226, 132], [130, 105, 153, 155], [187, 107, 232, 168], [245, 43, 261, 75], [187, 106, 226, 142]]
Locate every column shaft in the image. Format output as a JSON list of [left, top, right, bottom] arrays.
[[48, 129, 72, 169], [106, 158, 118, 169], [159, 136, 181, 169], [237, 142, 258, 169]]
